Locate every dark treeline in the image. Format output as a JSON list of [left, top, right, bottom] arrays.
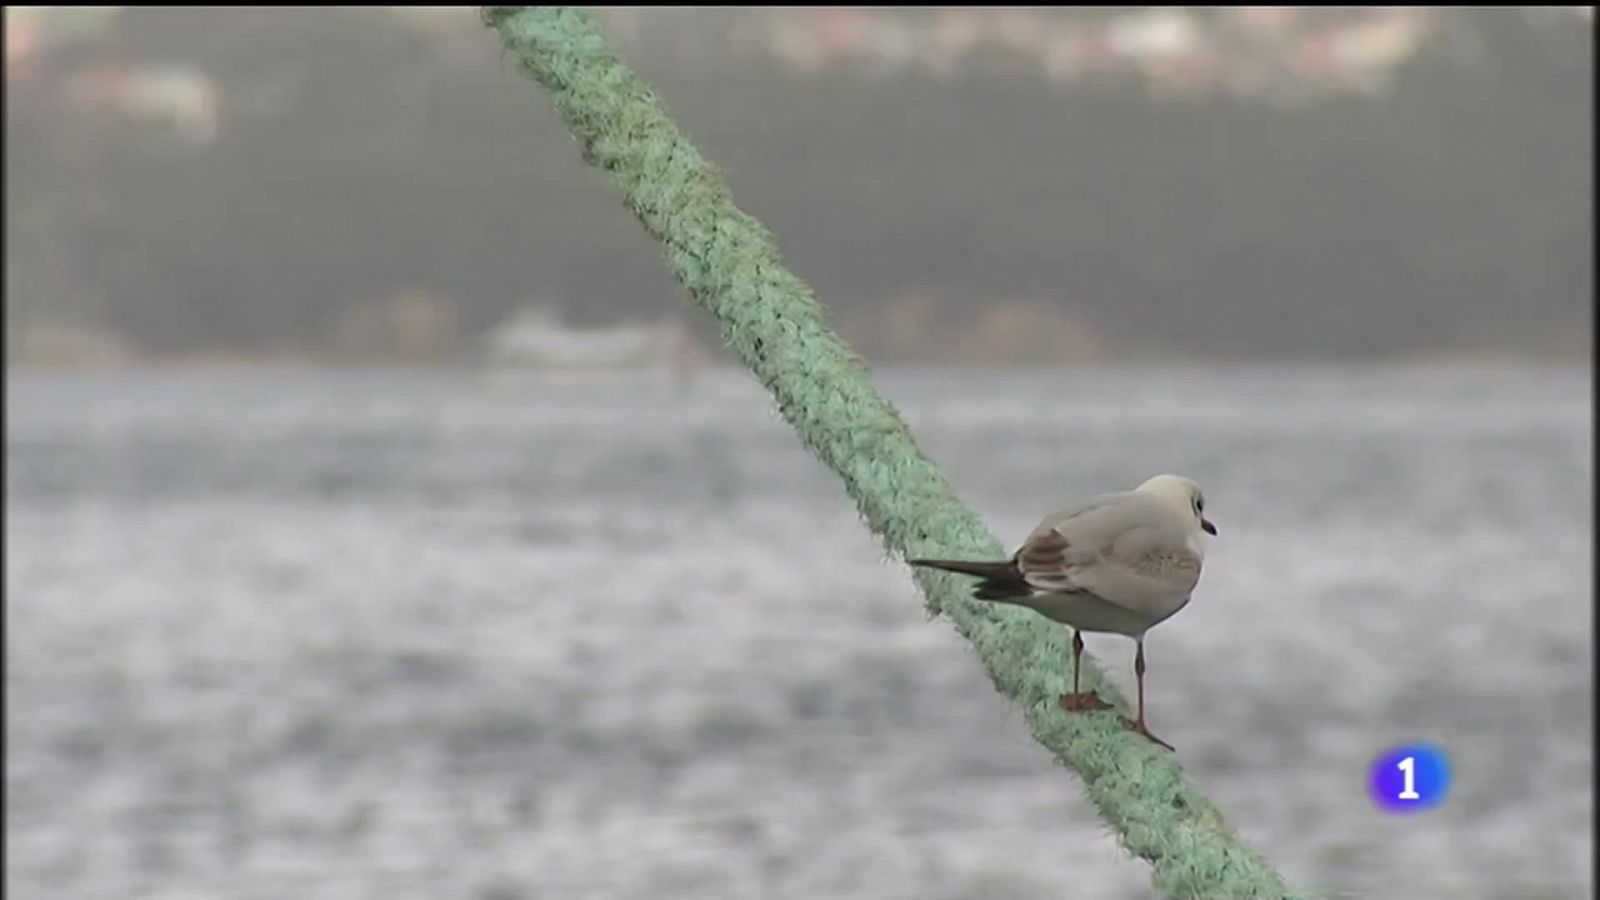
[[5, 8, 1591, 360]]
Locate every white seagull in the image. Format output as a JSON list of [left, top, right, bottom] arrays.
[[909, 474, 1216, 750]]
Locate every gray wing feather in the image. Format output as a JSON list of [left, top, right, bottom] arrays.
[[1014, 494, 1202, 615]]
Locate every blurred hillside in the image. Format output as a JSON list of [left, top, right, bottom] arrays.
[[4, 7, 1593, 366]]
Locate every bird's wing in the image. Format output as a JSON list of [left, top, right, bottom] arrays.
[[1012, 492, 1140, 591], [1014, 496, 1202, 615]]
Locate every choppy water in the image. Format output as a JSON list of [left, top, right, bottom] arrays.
[[5, 364, 1592, 900]]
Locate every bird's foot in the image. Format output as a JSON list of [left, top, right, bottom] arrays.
[[1121, 717, 1175, 752], [1058, 692, 1112, 712]]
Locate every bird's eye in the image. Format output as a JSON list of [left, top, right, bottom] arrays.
[[1195, 497, 1205, 513]]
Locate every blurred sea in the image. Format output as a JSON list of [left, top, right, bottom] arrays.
[[5, 363, 1592, 900]]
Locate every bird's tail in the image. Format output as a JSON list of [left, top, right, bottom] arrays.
[[907, 558, 1015, 580], [907, 557, 1032, 601]]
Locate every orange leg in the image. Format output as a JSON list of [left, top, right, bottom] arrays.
[[1058, 630, 1111, 712], [1121, 639, 1174, 751]]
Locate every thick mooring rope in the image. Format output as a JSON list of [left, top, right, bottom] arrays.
[[481, 8, 1299, 898]]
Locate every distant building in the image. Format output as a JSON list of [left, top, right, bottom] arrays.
[[335, 291, 461, 360], [4, 7, 121, 69], [8, 317, 142, 369], [642, 6, 1455, 104], [66, 62, 220, 146]]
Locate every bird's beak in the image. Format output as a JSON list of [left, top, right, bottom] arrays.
[[1201, 518, 1217, 536]]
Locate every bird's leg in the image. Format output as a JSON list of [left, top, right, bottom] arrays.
[[1121, 639, 1174, 751], [1058, 629, 1110, 712]]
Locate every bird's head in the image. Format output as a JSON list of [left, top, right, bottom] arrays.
[[1136, 474, 1217, 536]]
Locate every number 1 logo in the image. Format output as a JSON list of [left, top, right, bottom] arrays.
[[1369, 744, 1450, 813], [1396, 755, 1420, 800]]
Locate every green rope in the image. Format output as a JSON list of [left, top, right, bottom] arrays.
[[481, 7, 1300, 898]]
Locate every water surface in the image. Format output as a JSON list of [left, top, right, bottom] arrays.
[[5, 363, 1591, 899]]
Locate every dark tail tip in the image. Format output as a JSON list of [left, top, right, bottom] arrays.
[[908, 557, 1032, 602]]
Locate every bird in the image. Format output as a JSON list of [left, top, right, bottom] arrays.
[[908, 474, 1216, 751]]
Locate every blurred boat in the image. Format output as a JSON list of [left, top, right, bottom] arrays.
[[478, 305, 704, 390]]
